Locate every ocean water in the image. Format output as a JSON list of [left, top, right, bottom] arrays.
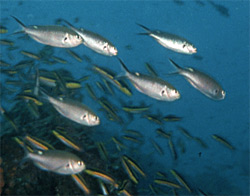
[[0, 0, 249, 195]]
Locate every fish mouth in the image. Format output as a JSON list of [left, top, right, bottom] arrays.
[[188, 46, 197, 53], [110, 47, 118, 56], [221, 90, 226, 99]]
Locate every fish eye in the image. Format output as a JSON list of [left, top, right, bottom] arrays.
[[81, 114, 87, 120], [76, 34, 81, 40], [103, 43, 108, 50], [78, 161, 82, 166], [183, 44, 186, 48], [64, 36, 68, 42]]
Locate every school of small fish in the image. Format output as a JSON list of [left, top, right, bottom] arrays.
[[0, 10, 236, 196]]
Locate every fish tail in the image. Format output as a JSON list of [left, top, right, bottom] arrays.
[[136, 23, 151, 32], [11, 15, 26, 28], [61, 19, 74, 28], [168, 59, 182, 71], [136, 33, 150, 36], [13, 136, 32, 167], [39, 88, 50, 102], [61, 19, 80, 34], [117, 58, 130, 75]]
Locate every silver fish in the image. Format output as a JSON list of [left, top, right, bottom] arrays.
[[12, 16, 83, 48], [137, 23, 197, 54], [118, 58, 180, 101], [168, 59, 226, 100], [26, 150, 85, 175], [63, 20, 118, 56], [42, 92, 100, 126]]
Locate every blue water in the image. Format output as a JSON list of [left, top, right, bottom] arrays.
[[1, 0, 249, 195]]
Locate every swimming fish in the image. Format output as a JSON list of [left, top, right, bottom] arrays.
[[41, 92, 100, 126], [168, 59, 226, 100], [118, 58, 180, 101], [12, 16, 83, 48], [63, 20, 118, 56], [52, 130, 82, 151], [25, 150, 85, 175], [85, 169, 119, 188], [71, 174, 90, 194], [137, 23, 197, 54]]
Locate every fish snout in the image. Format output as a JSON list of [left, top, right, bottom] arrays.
[[188, 46, 197, 54], [109, 46, 118, 56], [72, 160, 85, 174], [89, 114, 100, 126], [221, 90, 226, 99]]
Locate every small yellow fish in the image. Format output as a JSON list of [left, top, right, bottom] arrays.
[[25, 135, 54, 150], [151, 140, 164, 155], [168, 138, 177, 160], [212, 134, 235, 150], [177, 126, 193, 140], [0, 39, 14, 46], [154, 179, 181, 189], [85, 169, 118, 188], [85, 83, 98, 101], [122, 135, 143, 144], [66, 49, 82, 62], [123, 155, 146, 177], [65, 81, 81, 89], [13, 137, 33, 153], [52, 130, 82, 151], [112, 137, 127, 151], [17, 94, 43, 106], [144, 115, 162, 125], [78, 75, 90, 82], [51, 56, 68, 64], [20, 50, 40, 60], [0, 60, 11, 67], [170, 169, 191, 192], [121, 156, 138, 184], [0, 106, 18, 132], [163, 114, 182, 122], [122, 105, 150, 113], [71, 174, 90, 195], [96, 142, 108, 161], [156, 128, 171, 139], [0, 26, 8, 34]]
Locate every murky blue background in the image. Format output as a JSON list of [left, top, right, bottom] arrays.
[[1, 0, 249, 195]]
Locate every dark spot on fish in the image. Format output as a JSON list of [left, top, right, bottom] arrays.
[[81, 114, 87, 120], [199, 152, 202, 157], [76, 34, 80, 40]]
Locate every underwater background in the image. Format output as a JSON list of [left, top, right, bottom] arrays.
[[0, 0, 249, 195]]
